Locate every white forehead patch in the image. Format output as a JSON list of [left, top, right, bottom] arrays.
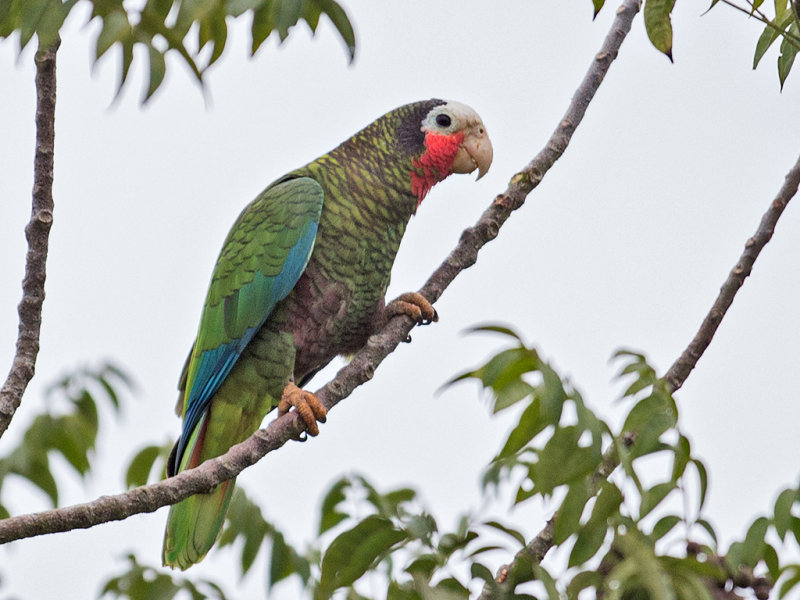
[[422, 100, 485, 133]]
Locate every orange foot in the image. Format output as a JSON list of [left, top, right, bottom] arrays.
[[385, 292, 438, 326], [278, 382, 327, 437]]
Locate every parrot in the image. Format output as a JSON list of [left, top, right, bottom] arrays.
[[162, 99, 493, 569]]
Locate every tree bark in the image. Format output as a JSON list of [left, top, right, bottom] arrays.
[[0, 38, 60, 440]]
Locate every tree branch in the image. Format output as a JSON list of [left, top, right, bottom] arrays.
[[0, 0, 640, 544], [480, 60, 800, 600], [663, 157, 800, 391], [0, 39, 60, 440]]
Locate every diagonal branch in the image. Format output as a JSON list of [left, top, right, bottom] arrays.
[[0, 0, 641, 544], [663, 157, 800, 390], [0, 39, 60, 440], [479, 103, 800, 600]]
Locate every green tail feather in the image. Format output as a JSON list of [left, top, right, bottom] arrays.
[[162, 478, 236, 570]]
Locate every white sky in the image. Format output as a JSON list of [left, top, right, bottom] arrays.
[[1, 1, 800, 598]]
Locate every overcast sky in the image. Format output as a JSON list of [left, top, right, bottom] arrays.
[[2, 1, 800, 598]]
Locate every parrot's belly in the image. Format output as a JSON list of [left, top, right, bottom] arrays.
[[282, 264, 387, 382]]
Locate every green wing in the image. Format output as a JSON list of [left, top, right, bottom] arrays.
[[174, 176, 324, 471]]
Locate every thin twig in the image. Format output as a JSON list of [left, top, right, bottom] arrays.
[[663, 155, 800, 391], [718, 0, 800, 50], [0, 38, 60, 440], [0, 0, 641, 543]]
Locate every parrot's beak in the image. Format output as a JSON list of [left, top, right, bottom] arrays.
[[452, 124, 493, 180]]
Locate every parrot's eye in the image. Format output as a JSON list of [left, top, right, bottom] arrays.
[[435, 113, 452, 128]]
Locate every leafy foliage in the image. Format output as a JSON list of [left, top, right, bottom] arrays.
[[125, 441, 173, 489], [592, 0, 800, 86], [0, 362, 133, 515], [0, 0, 355, 100], [218, 486, 312, 584], [103, 327, 800, 599], [101, 554, 229, 600]]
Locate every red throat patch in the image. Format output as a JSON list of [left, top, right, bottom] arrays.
[[410, 131, 465, 209]]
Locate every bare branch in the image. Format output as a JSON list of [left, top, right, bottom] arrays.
[[0, 39, 60, 440], [0, 0, 641, 543], [480, 58, 800, 600], [663, 156, 800, 391]]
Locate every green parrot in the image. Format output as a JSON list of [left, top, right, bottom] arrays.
[[163, 99, 493, 569]]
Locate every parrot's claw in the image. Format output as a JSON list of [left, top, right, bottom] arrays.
[[403, 334, 412, 343], [385, 292, 438, 327], [278, 383, 327, 437]]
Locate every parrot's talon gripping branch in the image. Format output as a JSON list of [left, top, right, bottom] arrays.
[[278, 382, 327, 437], [385, 292, 438, 327]]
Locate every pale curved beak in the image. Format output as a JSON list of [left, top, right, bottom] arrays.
[[452, 124, 493, 180]]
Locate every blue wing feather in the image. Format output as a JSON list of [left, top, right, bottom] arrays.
[[174, 178, 322, 470]]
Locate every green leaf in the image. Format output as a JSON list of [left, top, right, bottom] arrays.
[[640, 481, 675, 519], [496, 396, 544, 459], [269, 531, 288, 586], [741, 516, 769, 567], [651, 514, 681, 542], [227, 0, 262, 17], [671, 569, 714, 600], [319, 476, 350, 534], [483, 520, 526, 546], [528, 425, 602, 497], [725, 540, 744, 573], [47, 414, 93, 475], [778, 23, 800, 88], [198, 3, 227, 67], [438, 530, 478, 556], [447, 343, 542, 413], [405, 554, 439, 580], [381, 487, 417, 517], [470, 562, 495, 584], [218, 487, 272, 576], [116, 36, 135, 97], [691, 458, 709, 513], [317, 515, 406, 599], [774, 487, 796, 539], [643, 0, 676, 60], [18, 0, 49, 51], [531, 564, 559, 599], [272, 0, 302, 41], [568, 481, 622, 567], [671, 434, 690, 482], [251, 2, 275, 54], [125, 444, 163, 488], [404, 513, 437, 542], [763, 542, 781, 581], [553, 478, 592, 545], [315, 0, 355, 62], [481, 348, 539, 397], [622, 391, 677, 458], [567, 570, 603, 597], [25, 454, 59, 505], [592, 0, 605, 18], [791, 515, 800, 546], [144, 43, 166, 102], [695, 517, 718, 547], [463, 324, 525, 342], [569, 519, 608, 568], [36, 0, 76, 49], [779, 564, 800, 598], [754, 21, 783, 68]]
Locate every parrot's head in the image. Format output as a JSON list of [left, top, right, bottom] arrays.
[[402, 99, 493, 208]]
